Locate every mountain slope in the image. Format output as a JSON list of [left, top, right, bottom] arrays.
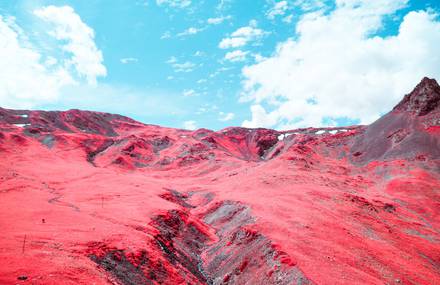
[[0, 78, 439, 285]]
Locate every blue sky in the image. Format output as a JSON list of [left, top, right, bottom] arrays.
[[1, 0, 440, 130]]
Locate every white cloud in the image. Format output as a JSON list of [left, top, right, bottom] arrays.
[[217, 0, 233, 11], [224, 50, 249, 62], [44, 56, 58, 66], [242, 105, 278, 128], [219, 20, 267, 49], [194, 51, 206, 57], [34, 6, 106, 85], [283, 15, 294, 23], [207, 15, 232, 25], [183, 120, 197, 130], [294, 0, 327, 11], [267, 1, 289, 19], [241, 1, 440, 129], [166, 57, 196, 72], [0, 15, 74, 109], [120, 57, 138, 64], [161, 31, 171, 39], [166, 56, 178, 64], [173, 61, 196, 72], [156, 0, 191, 8], [196, 103, 218, 114], [219, 37, 248, 49], [177, 27, 204, 37], [182, 89, 197, 97], [219, 112, 235, 121], [253, 53, 266, 62], [0, 6, 106, 109]]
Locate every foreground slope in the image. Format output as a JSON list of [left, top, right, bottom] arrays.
[[0, 78, 439, 285]]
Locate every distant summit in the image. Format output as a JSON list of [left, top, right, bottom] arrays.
[[393, 77, 440, 116]]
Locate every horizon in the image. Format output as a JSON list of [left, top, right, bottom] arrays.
[[2, 76, 438, 132], [1, 0, 440, 131]]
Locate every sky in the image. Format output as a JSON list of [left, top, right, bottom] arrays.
[[1, 0, 440, 131]]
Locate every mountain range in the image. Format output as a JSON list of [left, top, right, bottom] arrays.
[[0, 77, 439, 284]]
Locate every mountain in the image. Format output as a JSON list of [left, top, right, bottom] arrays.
[[0, 78, 439, 285]]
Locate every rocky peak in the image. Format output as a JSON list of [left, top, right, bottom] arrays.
[[393, 77, 440, 116]]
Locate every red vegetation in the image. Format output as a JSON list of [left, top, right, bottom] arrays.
[[1, 78, 439, 284]]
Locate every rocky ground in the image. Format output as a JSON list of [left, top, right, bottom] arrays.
[[0, 78, 439, 284]]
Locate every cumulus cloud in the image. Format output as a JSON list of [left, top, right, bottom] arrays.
[[0, 6, 105, 109], [267, 1, 289, 19], [219, 20, 267, 49], [34, 6, 107, 85], [156, 0, 191, 8], [224, 50, 249, 62], [0, 15, 74, 109], [242, 0, 440, 129], [183, 120, 197, 130], [218, 112, 235, 121]]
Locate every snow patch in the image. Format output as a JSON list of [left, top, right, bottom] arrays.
[[315, 130, 326, 135], [18, 114, 28, 118], [329, 130, 338, 135], [278, 134, 285, 141], [14, 124, 29, 128]]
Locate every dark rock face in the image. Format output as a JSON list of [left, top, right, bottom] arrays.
[[89, 191, 313, 285], [90, 249, 154, 285], [393, 77, 440, 116]]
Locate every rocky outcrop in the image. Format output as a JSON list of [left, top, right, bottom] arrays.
[[393, 77, 440, 116], [351, 77, 440, 164]]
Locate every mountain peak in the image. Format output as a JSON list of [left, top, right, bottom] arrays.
[[393, 77, 440, 116]]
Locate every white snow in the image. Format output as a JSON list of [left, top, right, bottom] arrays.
[[315, 130, 326, 135], [329, 130, 338, 134], [13, 124, 29, 128], [278, 134, 285, 141], [18, 114, 28, 118]]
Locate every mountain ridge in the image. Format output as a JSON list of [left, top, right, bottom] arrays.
[[0, 78, 439, 285]]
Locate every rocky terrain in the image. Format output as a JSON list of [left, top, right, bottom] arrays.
[[0, 77, 439, 284]]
